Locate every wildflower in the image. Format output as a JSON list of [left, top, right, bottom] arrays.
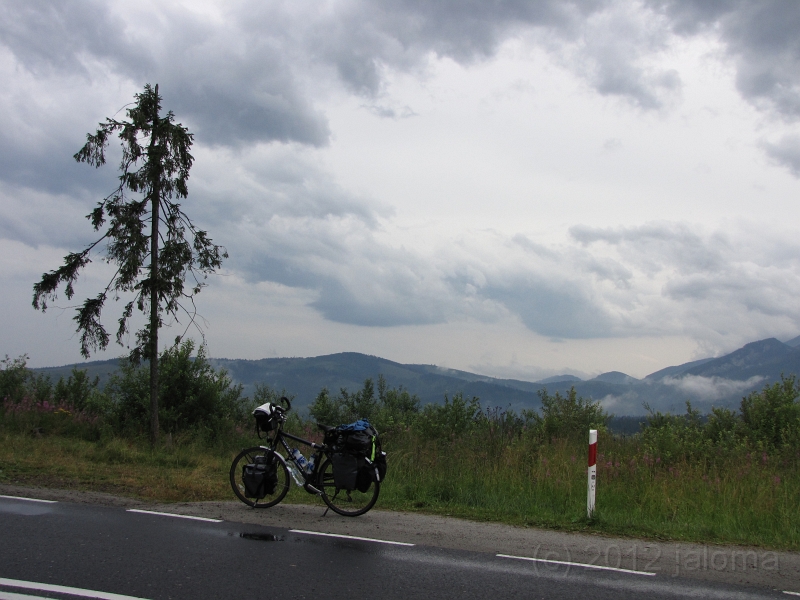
[[655, 457, 661, 464], [773, 476, 781, 485], [570, 455, 576, 463]]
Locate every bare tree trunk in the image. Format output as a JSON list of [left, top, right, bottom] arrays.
[[149, 84, 161, 447]]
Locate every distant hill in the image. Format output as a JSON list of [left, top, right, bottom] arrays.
[[30, 336, 800, 418], [644, 357, 715, 381], [571, 338, 800, 415], [590, 371, 638, 385], [208, 353, 544, 414], [681, 338, 800, 381], [784, 335, 800, 348], [30, 359, 121, 388]]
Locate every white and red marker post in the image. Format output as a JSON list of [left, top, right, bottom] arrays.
[[587, 429, 597, 518]]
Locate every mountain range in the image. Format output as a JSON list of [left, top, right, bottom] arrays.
[[32, 337, 800, 417]]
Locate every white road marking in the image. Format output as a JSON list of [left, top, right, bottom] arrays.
[[0, 592, 50, 600], [0, 578, 150, 600], [0, 495, 56, 504], [125, 509, 222, 523], [290, 529, 415, 546], [784, 591, 800, 596], [497, 553, 657, 576]]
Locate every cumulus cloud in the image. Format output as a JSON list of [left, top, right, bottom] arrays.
[[762, 134, 800, 177], [0, 0, 697, 165], [651, 0, 800, 120], [570, 222, 731, 276], [2, 1, 799, 159], [233, 216, 454, 328], [568, 222, 800, 346], [479, 278, 614, 338], [209, 200, 800, 344], [0, 0, 329, 151]]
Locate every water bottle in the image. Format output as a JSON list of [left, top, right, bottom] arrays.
[[291, 448, 308, 472], [305, 455, 316, 475], [286, 461, 303, 486]]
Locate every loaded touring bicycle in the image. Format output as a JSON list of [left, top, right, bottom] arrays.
[[230, 397, 387, 517]]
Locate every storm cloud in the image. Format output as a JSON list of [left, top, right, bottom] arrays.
[[3, 0, 800, 375]]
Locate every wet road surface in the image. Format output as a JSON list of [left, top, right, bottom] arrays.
[[0, 494, 789, 599]]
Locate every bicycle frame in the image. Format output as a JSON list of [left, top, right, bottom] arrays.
[[263, 426, 327, 494]]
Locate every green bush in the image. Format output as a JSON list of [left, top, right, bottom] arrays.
[[739, 376, 800, 451], [308, 375, 421, 433], [636, 377, 800, 459], [416, 392, 481, 439], [640, 402, 708, 464], [524, 387, 610, 442], [703, 406, 740, 449], [0, 355, 30, 404], [106, 340, 245, 438]]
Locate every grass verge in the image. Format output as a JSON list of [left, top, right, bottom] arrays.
[[2, 430, 798, 550]]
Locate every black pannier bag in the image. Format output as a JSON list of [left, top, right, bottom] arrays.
[[331, 453, 359, 491], [357, 448, 387, 492], [329, 420, 388, 491], [344, 430, 373, 455], [242, 454, 278, 499]]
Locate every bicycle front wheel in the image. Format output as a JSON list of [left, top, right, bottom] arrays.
[[318, 457, 380, 517], [230, 447, 290, 508]]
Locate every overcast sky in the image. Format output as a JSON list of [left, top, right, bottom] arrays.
[[3, 0, 800, 381]]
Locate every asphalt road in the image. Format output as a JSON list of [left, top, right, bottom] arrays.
[[0, 494, 789, 600]]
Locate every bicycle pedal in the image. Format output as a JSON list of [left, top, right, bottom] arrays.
[[304, 483, 323, 495]]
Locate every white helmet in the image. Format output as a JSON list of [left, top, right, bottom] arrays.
[[253, 402, 276, 418]]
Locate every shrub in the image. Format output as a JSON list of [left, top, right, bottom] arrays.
[[308, 375, 421, 433], [0, 355, 30, 404], [524, 387, 610, 442], [106, 340, 245, 438], [640, 401, 708, 464], [308, 387, 345, 426], [416, 392, 481, 439], [703, 406, 740, 449], [739, 376, 800, 451], [375, 375, 420, 432]]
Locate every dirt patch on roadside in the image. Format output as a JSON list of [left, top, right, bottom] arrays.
[[1, 483, 797, 593]]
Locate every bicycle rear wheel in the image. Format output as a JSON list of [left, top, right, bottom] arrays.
[[318, 457, 380, 516], [230, 446, 290, 508]]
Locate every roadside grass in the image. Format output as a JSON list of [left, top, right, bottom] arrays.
[[2, 428, 799, 550], [379, 432, 800, 549], [0, 430, 324, 508], [0, 431, 231, 502]]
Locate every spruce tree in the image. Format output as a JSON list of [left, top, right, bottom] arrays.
[[33, 84, 226, 444]]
